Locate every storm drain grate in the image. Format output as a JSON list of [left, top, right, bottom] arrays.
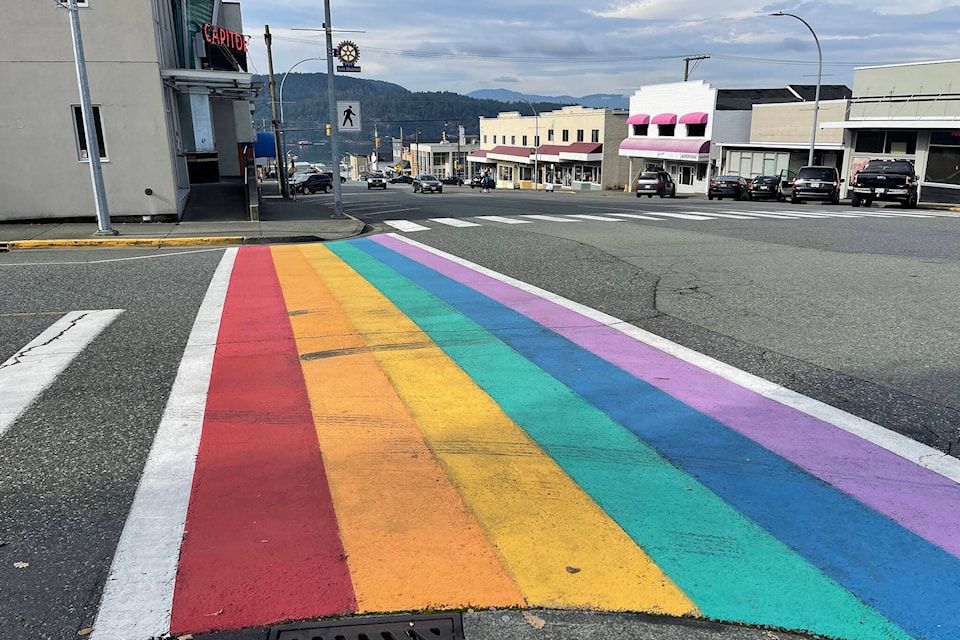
[[268, 613, 464, 640]]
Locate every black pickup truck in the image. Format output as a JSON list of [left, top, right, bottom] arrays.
[[849, 159, 918, 208]]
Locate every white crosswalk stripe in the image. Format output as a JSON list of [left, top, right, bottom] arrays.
[[384, 220, 430, 232], [378, 207, 958, 232], [429, 217, 482, 227]]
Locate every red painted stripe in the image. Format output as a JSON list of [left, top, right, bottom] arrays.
[[170, 246, 356, 634]]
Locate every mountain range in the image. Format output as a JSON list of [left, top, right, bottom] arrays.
[[467, 89, 629, 110]]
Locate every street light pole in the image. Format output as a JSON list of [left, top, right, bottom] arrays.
[[63, 0, 116, 235], [519, 98, 539, 190], [771, 11, 822, 166], [279, 56, 323, 198]]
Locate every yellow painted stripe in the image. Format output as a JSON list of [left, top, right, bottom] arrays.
[[9, 237, 243, 250], [271, 245, 525, 613], [298, 243, 697, 615]]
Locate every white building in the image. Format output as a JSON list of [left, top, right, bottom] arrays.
[[1, 0, 259, 222], [619, 81, 851, 194]]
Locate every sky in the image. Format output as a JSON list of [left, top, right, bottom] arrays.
[[238, 1, 960, 98]]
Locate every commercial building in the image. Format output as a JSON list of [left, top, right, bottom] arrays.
[[472, 106, 630, 190], [619, 81, 851, 194], [822, 59, 960, 203], [407, 135, 480, 181], [1, 0, 260, 222]]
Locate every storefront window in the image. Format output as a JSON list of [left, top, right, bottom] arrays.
[[885, 131, 917, 155], [680, 166, 692, 185], [854, 130, 884, 153], [925, 131, 960, 185], [498, 165, 513, 182]]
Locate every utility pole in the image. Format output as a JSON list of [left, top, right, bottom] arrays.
[[683, 55, 710, 81], [323, 1, 345, 218], [265, 25, 288, 198], [64, 0, 116, 235]]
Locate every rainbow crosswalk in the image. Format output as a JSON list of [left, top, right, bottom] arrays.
[[92, 236, 960, 640]]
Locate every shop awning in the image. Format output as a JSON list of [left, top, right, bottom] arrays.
[[160, 68, 261, 100], [627, 113, 651, 125], [467, 149, 492, 162], [652, 113, 677, 125], [680, 112, 709, 125], [486, 145, 534, 164], [560, 143, 603, 161], [618, 137, 710, 160]]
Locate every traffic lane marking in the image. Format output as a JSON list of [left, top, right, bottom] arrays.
[[0, 309, 123, 440], [336, 239, 907, 639], [272, 244, 524, 612], [169, 246, 355, 634], [324, 242, 697, 615], [89, 250, 236, 640]]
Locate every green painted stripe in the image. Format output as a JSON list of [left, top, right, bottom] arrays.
[[331, 240, 909, 640]]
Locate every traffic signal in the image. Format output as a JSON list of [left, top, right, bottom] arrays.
[[442, 131, 447, 142], [326, 123, 331, 136], [375, 137, 380, 148]]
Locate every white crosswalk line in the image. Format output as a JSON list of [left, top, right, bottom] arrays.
[[608, 213, 667, 221], [476, 216, 533, 224], [384, 220, 430, 232], [852, 212, 936, 218], [639, 211, 715, 221], [699, 212, 759, 219], [568, 214, 626, 222], [0, 310, 124, 440], [754, 210, 852, 218], [725, 211, 802, 220], [522, 214, 580, 222], [429, 217, 482, 227]]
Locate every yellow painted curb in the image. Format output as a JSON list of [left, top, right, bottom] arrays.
[[8, 236, 246, 250]]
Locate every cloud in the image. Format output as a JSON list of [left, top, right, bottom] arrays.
[[492, 76, 520, 83]]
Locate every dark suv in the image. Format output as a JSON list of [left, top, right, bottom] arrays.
[[790, 166, 841, 204]]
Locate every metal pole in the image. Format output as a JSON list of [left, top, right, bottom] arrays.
[[771, 12, 822, 166], [519, 99, 539, 190], [279, 56, 323, 193], [323, 1, 345, 218], [265, 26, 288, 198], [65, 0, 116, 235]]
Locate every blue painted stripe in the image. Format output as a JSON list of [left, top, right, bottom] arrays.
[[346, 237, 960, 640]]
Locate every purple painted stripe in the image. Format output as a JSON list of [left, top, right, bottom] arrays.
[[372, 234, 960, 559]]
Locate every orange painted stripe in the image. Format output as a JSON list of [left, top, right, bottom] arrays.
[[271, 245, 525, 613]]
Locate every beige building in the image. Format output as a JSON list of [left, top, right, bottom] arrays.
[[408, 136, 480, 181], [1, 0, 259, 222], [822, 59, 960, 203], [472, 106, 630, 190]]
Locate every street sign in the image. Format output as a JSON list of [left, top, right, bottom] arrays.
[[337, 101, 361, 132]]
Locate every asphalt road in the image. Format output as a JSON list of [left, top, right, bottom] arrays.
[[1, 186, 957, 639]]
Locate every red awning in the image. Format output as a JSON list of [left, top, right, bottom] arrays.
[[652, 113, 677, 125], [565, 143, 602, 154], [680, 112, 709, 125], [626, 113, 650, 125]]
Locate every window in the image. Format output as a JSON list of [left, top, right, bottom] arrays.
[[498, 165, 513, 182], [492, 135, 497, 144], [534, 135, 540, 146], [576, 129, 584, 142], [483, 134, 487, 143], [886, 131, 917, 155], [76, 0, 89, 5], [855, 130, 884, 153], [632, 124, 648, 136], [658, 124, 675, 137], [511, 135, 515, 145], [925, 130, 960, 185], [562, 129, 569, 142], [72, 105, 107, 161], [547, 129, 554, 141], [687, 123, 706, 137], [522, 135, 528, 146], [591, 129, 600, 143]]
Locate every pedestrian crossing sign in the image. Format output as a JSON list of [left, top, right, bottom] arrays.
[[337, 101, 361, 132]]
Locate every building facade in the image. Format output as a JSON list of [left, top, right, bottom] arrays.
[[822, 59, 960, 203], [1, 0, 259, 221], [408, 136, 479, 180], [619, 81, 851, 194], [472, 106, 630, 190]]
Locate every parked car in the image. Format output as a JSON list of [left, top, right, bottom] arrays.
[[708, 175, 748, 200], [470, 175, 496, 189], [790, 166, 841, 204], [746, 175, 781, 200], [366, 171, 387, 190], [440, 175, 464, 186], [635, 171, 676, 198], [413, 174, 442, 193], [288, 172, 314, 194], [301, 173, 333, 194], [390, 175, 414, 184], [323, 171, 347, 184], [849, 159, 918, 208]]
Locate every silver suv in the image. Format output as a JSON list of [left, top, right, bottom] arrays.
[[366, 171, 387, 189], [790, 166, 842, 204]]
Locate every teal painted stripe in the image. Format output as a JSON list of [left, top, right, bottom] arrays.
[[331, 241, 909, 640]]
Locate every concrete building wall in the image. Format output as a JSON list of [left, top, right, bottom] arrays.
[[601, 112, 631, 189], [1, 0, 179, 220], [851, 60, 960, 120], [750, 100, 848, 145]]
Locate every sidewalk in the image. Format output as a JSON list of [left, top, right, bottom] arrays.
[[0, 180, 365, 250]]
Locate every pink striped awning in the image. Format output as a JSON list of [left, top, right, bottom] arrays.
[[680, 112, 709, 125], [652, 113, 677, 125], [626, 113, 650, 125]]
